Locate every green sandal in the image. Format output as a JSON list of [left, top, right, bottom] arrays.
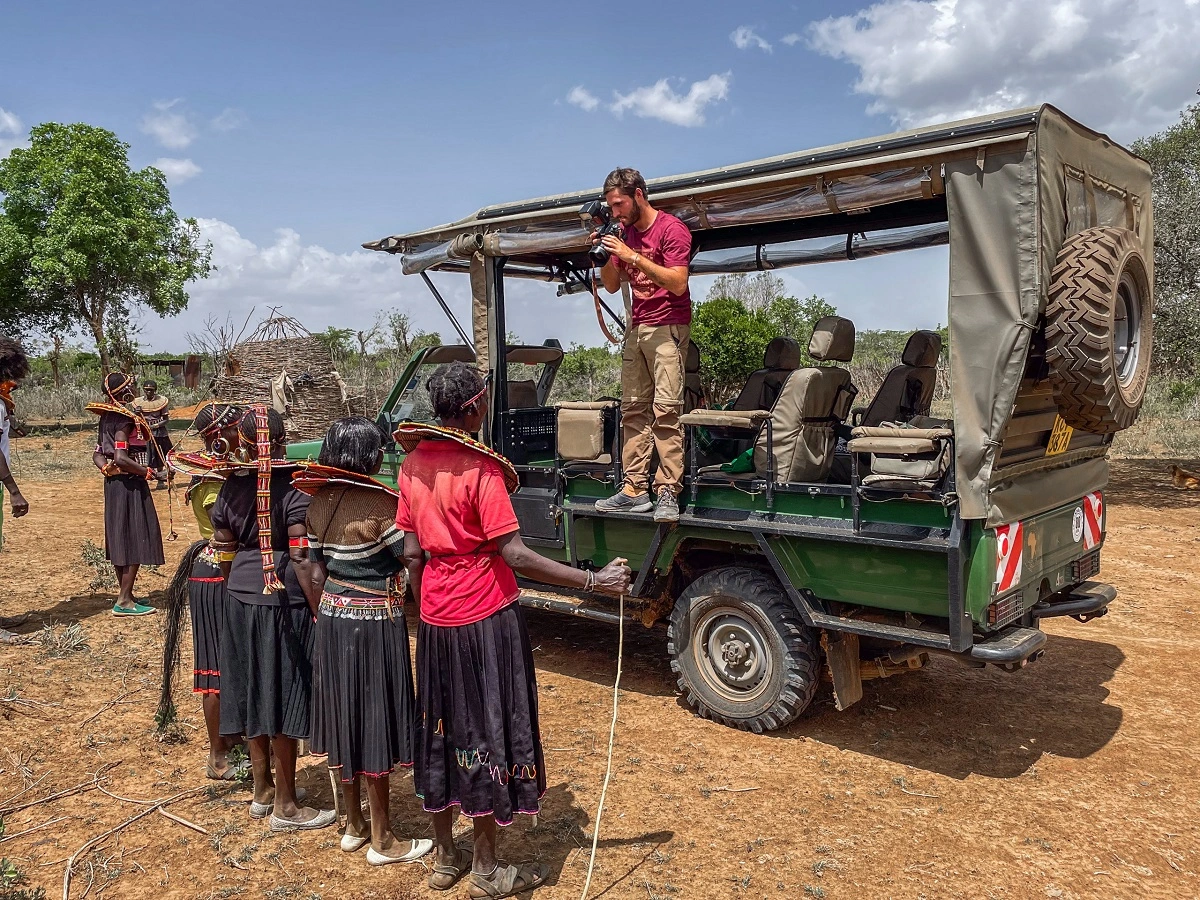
[[112, 602, 157, 617]]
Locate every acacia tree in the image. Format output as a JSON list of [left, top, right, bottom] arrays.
[[0, 122, 212, 371], [1132, 103, 1200, 376]]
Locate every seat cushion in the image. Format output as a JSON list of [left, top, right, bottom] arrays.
[[754, 367, 853, 483], [556, 400, 617, 411], [507, 379, 538, 409], [680, 409, 768, 428], [557, 407, 607, 461]]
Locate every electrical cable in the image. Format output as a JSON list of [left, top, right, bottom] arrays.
[[579, 590, 624, 900]]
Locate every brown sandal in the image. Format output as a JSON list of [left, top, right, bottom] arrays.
[[468, 862, 549, 898], [429, 845, 473, 891]]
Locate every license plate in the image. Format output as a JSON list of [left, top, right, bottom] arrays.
[[1046, 416, 1074, 456]]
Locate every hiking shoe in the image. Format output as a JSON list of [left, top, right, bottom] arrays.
[[594, 490, 652, 514], [653, 488, 680, 523]]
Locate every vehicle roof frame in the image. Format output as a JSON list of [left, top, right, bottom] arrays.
[[367, 105, 1152, 526]]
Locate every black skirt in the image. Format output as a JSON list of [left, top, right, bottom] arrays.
[[103, 474, 165, 567], [415, 602, 546, 825], [189, 552, 225, 694], [219, 597, 314, 740], [310, 589, 415, 781]]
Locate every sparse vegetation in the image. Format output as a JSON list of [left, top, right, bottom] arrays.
[[35, 621, 89, 657], [0, 857, 46, 900], [78, 540, 117, 594]]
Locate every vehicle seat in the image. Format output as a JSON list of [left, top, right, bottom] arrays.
[[681, 318, 857, 485], [684, 342, 706, 413], [507, 379, 539, 410], [754, 316, 857, 482], [730, 337, 802, 411], [847, 416, 953, 494], [555, 400, 617, 464], [854, 330, 942, 427]]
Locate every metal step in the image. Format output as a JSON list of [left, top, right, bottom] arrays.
[[517, 586, 644, 626]]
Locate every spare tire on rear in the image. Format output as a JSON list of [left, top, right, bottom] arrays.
[[1045, 226, 1153, 434]]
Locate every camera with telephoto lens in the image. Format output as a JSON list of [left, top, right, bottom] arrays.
[[579, 200, 623, 267]]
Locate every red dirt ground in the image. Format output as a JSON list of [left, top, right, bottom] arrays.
[[0, 433, 1197, 899]]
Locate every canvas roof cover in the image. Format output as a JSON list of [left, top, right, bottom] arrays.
[[366, 105, 1151, 525]]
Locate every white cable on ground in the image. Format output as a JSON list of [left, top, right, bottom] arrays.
[[579, 591, 624, 900]]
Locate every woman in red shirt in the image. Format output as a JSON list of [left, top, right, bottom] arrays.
[[398, 363, 630, 898]]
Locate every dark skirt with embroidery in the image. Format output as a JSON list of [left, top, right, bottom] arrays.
[[103, 473, 165, 567], [189, 551, 225, 694], [310, 586, 416, 782], [218, 598, 314, 741], [414, 601, 546, 825]]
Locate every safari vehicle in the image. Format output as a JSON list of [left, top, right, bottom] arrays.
[[293, 105, 1152, 733]]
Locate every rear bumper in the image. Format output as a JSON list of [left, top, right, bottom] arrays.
[[1032, 581, 1115, 622], [968, 626, 1047, 667]]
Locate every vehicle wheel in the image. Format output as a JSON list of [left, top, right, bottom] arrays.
[[1045, 226, 1153, 434], [667, 567, 819, 733]]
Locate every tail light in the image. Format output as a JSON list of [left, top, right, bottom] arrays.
[[987, 590, 1024, 629]]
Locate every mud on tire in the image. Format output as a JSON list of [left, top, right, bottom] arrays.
[[667, 567, 819, 733], [1045, 226, 1153, 434]]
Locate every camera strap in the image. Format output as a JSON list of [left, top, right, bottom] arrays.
[[591, 271, 625, 346]]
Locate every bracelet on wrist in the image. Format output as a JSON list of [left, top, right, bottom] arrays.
[[584, 570, 595, 592]]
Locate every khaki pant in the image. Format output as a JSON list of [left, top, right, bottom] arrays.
[[620, 324, 689, 496]]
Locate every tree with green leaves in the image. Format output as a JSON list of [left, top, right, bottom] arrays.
[[1132, 102, 1200, 376], [0, 122, 212, 372], [689, 296, 780, 403]]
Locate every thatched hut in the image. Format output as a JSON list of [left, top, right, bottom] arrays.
[[212, 315, 349, 442]]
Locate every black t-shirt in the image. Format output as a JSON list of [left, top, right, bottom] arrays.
[[97, 411, 135, 458], [210, 467, 310, 607]]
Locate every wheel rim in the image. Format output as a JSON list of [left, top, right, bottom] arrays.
[[1113, 272, 1142, 388], [692, 607, 774, 704]]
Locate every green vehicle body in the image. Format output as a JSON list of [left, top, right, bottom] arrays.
[[288, 105, 1145, 730]]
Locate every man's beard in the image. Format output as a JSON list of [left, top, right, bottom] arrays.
[[624, 197, 643, 227]]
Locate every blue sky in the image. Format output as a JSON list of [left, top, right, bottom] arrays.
[[2, 0, 1197, 353]]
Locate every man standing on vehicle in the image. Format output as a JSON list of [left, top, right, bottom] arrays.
[[592, 167, 693, 523]]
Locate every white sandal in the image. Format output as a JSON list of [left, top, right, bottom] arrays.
[[249, 787, 307, 819], [269, 807, 337, 832], [366, 839, 434, 866]]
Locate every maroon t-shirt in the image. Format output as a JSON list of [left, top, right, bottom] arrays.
[[619, 210, 693, 326]]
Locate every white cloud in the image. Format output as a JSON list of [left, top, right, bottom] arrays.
[[610, 73, 731, 127], [140, 218, 614, 354], [152, 157, 202, 184], [730, 25, 772, 52], [566, 86, 600, 112], [141, 99, 197, 149], [781, 33, 802, 46], [211, 108, 247, 132], [0, 107, 26, 158], [808, 0, 1200, 140]]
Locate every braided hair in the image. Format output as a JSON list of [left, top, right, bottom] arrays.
[[319, 416, 386, 474], [193, 402, 241, 437], [426, 363, 485, 420], [0, 338, 30, 383], [237, 406, 286, 456], [103, 371, 136, 402]]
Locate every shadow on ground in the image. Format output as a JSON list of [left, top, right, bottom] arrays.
[[1109, 458, 1200, 510]]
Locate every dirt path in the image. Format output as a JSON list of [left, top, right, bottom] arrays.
[[0, 436, 1197, 899]]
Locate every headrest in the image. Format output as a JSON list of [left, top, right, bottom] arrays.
[[764, 337, 802, 371], [901, 330, 942, 367], [686, 341, 700, 372], [808, 316, 855, 363]]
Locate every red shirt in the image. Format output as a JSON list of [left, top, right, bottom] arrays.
[[395, 440, 520, 627], [619, 210, 693, 327]]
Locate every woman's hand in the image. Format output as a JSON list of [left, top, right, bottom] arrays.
[[592, 558, 631, 596]]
